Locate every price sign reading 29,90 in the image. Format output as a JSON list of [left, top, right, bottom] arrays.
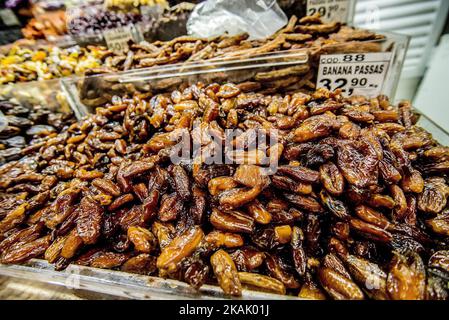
[[307, 0, 351, 23], [316, 52, 393, 98]]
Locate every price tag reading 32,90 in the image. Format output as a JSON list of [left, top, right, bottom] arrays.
[[316, 52, 393, 97], [307, 0, 351, 23]]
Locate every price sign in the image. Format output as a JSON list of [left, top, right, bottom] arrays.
[[103, 25, 143, 53], [307, 0, 351, 23], [140, 4, 163, 17], [316, 52, 393, 97], [0, 9, 20, 27]]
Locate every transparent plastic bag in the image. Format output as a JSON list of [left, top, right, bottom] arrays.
[[187, 0, 288, 40]]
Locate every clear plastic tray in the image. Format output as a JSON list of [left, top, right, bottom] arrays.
[[416, 110, 449, 147], [66, 2, 162, 47], [0, 79, 72, 115], [62, 49, 310, 117], [0, 259, 298, 300], [61, 28, 408, 118], [0, 26, 408, 119]]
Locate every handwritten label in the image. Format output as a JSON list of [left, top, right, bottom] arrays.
[[103, 25, 143, 53], [140, 4, 162, 17], [0, 9, 20, 26], [316, 52, 393, 97], [307, 0, 351, 23]]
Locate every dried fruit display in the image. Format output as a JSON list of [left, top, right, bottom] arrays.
[[97, 14, 384, 72], [0, 83, 448, 300], [0, 45, 109, 85], [0, 99, 75, 164], [22, 11, 68, 40], [143, 2, 195, 42], [1, 14, 386, 90], [104, 0, 168, 11], [67, 3, 143, 36], [76, 14, 388, 107]]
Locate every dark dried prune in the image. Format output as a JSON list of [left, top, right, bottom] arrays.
[[418, 178, 449, 214], [284, 193, 324, 213], [277, 165, 319, 183], [77, 197, 103, 245], [319, 162, 344, 196], [291, 226, 306, 277], [190, 186, 207, 224], [170, 165, 191, 201], [337, 140, 379, 188], [183, 260, 210, 289], [158, 192, 183, 222]]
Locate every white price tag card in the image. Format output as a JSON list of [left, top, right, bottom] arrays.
[[307, 0, 351, 23], [0, 9, 20, 26], [140, 5, 162, 17], [316, 52, 393, 97], [104, 25, 143, 53]]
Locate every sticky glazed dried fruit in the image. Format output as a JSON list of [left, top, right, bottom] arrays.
[[0, 83, 448, 300]]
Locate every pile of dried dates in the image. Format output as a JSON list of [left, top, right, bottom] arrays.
[[0, 83, 448, 300]]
